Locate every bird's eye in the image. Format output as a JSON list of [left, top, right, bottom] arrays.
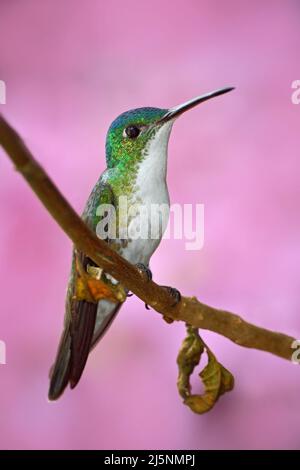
[[125, 125, 140, 139]]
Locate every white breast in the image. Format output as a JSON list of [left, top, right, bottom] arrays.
[[121, 121, 173, 265]]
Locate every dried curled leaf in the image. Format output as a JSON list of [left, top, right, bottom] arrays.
[[74, 255, 126, 304], [177, 326, 234, 414], [177, 326, 204, 399]]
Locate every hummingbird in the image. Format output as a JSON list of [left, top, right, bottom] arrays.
[[48, 87, 234, 400]]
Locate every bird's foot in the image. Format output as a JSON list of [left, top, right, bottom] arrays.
[[136, 264, 153, 309], [145, 284, 181, 318], [161, 285, 182, 306], [127, 264, 153, 307], [136, 263, 153, 281], [160, 286, 181, 323]]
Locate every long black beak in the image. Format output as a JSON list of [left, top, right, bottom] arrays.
[[158, 87, 235, 124]]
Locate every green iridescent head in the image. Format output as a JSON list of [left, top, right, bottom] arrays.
[[105, 107, 167, 169], [105, 87, 235, 169]]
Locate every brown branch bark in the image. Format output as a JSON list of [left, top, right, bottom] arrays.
[[0, 113, 297, 362]]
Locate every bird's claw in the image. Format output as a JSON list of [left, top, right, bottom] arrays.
[[145, 285, 181, 313], [137, 264, 152, 309], [162, 285, 181, 307], [133, 267, 180, 311], [136, 263, 153, 281], [127, 264, 152, 302], [160, 286, 181, 323]]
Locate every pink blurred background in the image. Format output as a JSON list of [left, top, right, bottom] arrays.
[[0, 0, 300, 450]]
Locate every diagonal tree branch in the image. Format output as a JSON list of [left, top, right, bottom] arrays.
[[0, 113, 297, 362]]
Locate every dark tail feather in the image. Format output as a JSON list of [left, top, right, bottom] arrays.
[[69, 300, 98, 389], [48, 299, 120, 399], [48, 326, 72, 401], [48, 301, 98, 400]]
